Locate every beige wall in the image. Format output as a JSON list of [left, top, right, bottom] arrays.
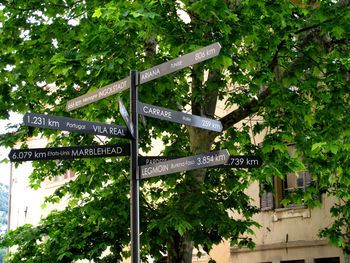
[[226, 181, 346, 263]]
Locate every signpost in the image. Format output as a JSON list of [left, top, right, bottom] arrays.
[[129, 70, 140, 263], [24, 112, 131, 139], [14, 42, 263, 263], [138, 102, 223, 132], [9, 144, 130, 162], [140, 149, 230, 179]]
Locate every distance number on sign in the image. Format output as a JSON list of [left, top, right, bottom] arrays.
[[227, 157, 245, 166], [26, 115, 59, 128], [11, 151, 33, 160], [196, 153, 227, 166], [201, 119, 221, 130]]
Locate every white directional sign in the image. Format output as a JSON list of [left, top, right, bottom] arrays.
[[66, 77, 130, 111], [138, 102, 223, 132], [24, 112, 131, 139], [66, 42, 221, 111], [139, 42, 221, 84], [9, 144, 130, 162], [140, 149, 229, 179]]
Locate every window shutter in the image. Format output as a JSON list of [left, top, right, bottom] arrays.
[[304, 170, 312, 187], [260, 177, 274, 211], [303, 170, 322, 202]]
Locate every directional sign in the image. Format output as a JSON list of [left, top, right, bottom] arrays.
[[24, 112, 131, 139], [119, 97, 134, 137], [139, 42, 221, 84], [66, 42, 221, 111], [140, 149, 229, 179], [138, 102, 223, 132], [66, 77, 131, 111], [9, 144, 130, 162], [139, 155, 262, 168]]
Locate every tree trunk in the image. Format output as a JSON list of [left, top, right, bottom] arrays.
[[167, 233, 194, 263], [166, 63, 220, 262]]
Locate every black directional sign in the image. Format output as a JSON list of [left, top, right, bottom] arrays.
[[119, 97, 134, 137], [24, 112, 131, 139], [66, 42, 221, 111], [139, 42, 221, 84], [66, 77, 130, 111], [139, 155, 263, 168], [9, 144, 130, 162], [140, 149, 229, 179], [138, 102, 223, 132]]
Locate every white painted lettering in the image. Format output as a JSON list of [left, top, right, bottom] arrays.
[[182, 116, 191, 122], [143, 106, 172, 119], [142, 164, 169, 177], [66, 122, 86, 130], [171, 60, 182, 69], [141, 68, 161, 81]]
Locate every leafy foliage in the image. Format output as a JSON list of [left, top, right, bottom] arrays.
[[0, 0, 349, 262]]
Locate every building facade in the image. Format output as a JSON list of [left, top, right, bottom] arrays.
[[7, 122, 349, 263]]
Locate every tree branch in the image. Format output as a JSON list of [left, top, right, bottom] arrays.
[[219, 87, 269, 132]]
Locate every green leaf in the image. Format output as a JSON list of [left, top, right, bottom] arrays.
[[92, 8, 103, 18], [311, 142, 326, 151]]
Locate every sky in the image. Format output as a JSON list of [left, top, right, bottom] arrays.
[[0, 112, 23, 185]]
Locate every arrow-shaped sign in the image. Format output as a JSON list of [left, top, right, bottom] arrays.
[[138, 102, 223, 132], [140, 149, 229, 179], [66, 77, 130, 111], [139, 42, 221, 84], [9, 144, 130, 162], [119, 97, 134, 137], [24, 112, 131, 139], [139, 155, 263, 168], [66, 42, 221, 111]]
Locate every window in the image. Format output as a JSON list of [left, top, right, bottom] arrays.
[[261, 169, 313, 210], [260, 144, 314, 210], [314, 257, 340, 263], [275, 169, 313, 209]]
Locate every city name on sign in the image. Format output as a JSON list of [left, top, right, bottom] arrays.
[[66, 42, 221, 111], [9, 144, 130, 162], [140, 149, 229, 179], [24, 112, 131, 139], [139, 155, 262, 168], [138, 102, 223, 132]]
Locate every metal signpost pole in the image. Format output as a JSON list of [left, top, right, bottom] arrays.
[[130, 70, 140, 263]]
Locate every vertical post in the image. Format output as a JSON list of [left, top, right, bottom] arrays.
[[130, 70, 140, 263]]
